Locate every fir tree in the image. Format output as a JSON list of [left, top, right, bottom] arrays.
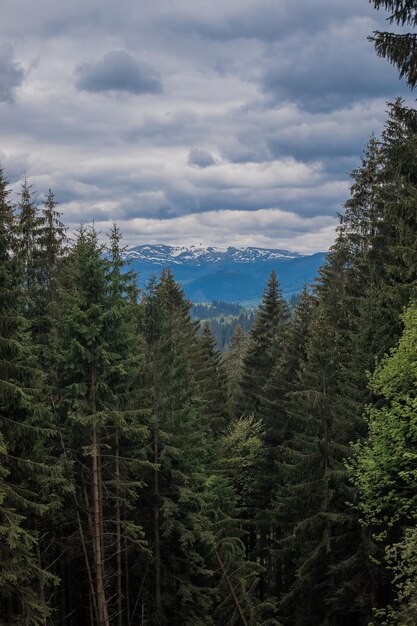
[[238, 270, 289, 418], [0, 166, 62, 625], [196, 322, 228, 437], [15, 177, 40, 303], [256, 285, 316, 603], [223, 324, 247, 417], [140, 270, 216, 626]]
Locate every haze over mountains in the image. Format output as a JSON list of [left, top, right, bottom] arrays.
[[124, 244, 326, 303]]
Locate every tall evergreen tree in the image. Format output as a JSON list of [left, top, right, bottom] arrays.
[[238, 270, 289, 418], [196, 322, 228, 437], [15, 177, 40, 302], [140, 270, 216, 625], [53, 226, 147, 625], [223, 324, 247, 417], [256, 286, 316, 604], [33, 190, 67, 328], [0, 167, 64, 625], [271, 234, 380, 625]]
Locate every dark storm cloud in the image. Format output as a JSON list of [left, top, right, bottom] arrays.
[[76, 50, 162, 95], [261, 18, 408, 112], [165, 0, 370, 43], [0, 46, 24, 103], [188, 149, 216, 168]]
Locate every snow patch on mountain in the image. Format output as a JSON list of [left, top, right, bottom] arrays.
[[124, 244, 300, 266]]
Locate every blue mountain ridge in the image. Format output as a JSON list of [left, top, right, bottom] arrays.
[[123, 244, 326, 304]]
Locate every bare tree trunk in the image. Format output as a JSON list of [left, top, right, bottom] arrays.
[[215, 548, 248, 626], [115, 427, 123, 626], [36, 540, 48, 626], [124, 534, 131, 626], [92, 419, 108, 626], [91, 355, 110, 626], [98, 450, 107, 604], [153, 423, 162, 618], [153, 354, 162, 620], [60, 429, 99, 624]]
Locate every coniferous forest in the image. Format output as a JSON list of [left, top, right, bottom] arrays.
[[3, 2, 417, 624]]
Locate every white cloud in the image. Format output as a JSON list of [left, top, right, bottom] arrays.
[[91, 207, 338, 253]]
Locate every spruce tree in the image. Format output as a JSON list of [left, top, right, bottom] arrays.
[[32, 189, 67, 345], [0, 166, 63, 625], [272, 238, 378, 625], [256, 286, 316, 603], [52, 224, 151, 625], [140, 270, 216, 625], [223, 324, 247, 417], [105, 223, 148, 625], [196, 322, 228, 437], [16, 177, 39, 271], [238, 270, 289, 418]]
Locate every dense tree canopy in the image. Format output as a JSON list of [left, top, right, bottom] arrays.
[[2, 3, 417, 622]]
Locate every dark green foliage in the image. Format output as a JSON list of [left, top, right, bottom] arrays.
[[370, 1, 417, 88], [256, 286, 316, 604], [139, 270, 217, 625], [53, 226, 147, 624], [15, 177, 40, 288], [192, 300, 246, 319], [192, 301, 256, 351], [223, 324, 248, 417], [196, 322, 229, 436], [0, 167, 63, 625], [273, 279, 370, 625], [238, 270, 289, 417], [350, 302, 417, 624]]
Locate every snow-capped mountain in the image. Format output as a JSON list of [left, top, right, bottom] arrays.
[[124, 244, 326, 303], [124, 244, 300, 266]]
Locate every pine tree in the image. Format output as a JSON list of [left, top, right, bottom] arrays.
[[223, 324, 247, 417], [0, 166, 63, 625], [32, 189, 67, 345], [195, 322, 228, 437], [140, 270, 216, 625], [15, 177, 40, 302], [52, 224, 152, 625], [272, 239, 378, 625], [55, 227, 112, 625], [256, 286, 316, 603], [238, 270, 289, 418], [104, 223, 148, 625]]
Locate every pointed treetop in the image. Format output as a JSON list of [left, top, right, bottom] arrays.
[[257, 269, 289, 326]]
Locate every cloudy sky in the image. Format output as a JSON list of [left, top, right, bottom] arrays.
[[0, 0, 411, 252]]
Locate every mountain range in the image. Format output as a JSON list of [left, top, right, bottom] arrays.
[[124, 244, 327, 304]]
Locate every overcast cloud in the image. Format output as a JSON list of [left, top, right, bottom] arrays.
[[0, 0, 411, 252]]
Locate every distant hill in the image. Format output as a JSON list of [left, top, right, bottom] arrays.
[[191, 301, 257, 351], [124, 244, 326, 303]]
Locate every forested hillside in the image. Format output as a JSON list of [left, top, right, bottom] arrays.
[[191, 302, 256, 351], [2, 2, 417, 625]]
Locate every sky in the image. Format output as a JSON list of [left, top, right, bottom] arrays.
[[0, 0, 411, 253]]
